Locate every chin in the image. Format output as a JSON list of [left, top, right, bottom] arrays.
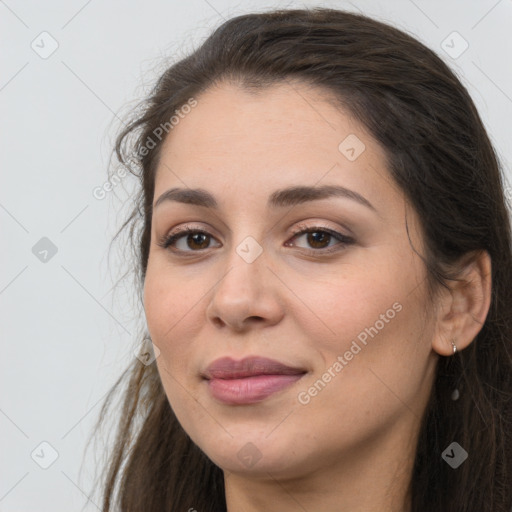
[[196, 434, 313, 479]]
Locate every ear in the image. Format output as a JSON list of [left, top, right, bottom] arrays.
[[431, 250, 492, 356]]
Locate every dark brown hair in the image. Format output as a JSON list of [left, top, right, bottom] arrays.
[[90, 7, 512, 511]]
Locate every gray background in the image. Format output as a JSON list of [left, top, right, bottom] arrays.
[[1, 0, 511, 510]]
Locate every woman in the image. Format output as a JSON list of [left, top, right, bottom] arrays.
[[92, 7, 512, 511]]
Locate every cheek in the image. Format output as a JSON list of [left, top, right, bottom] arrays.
[[294, 253, 431, 405], [286, 261, 409, 350], [144, 261, 197, 333], [143, 266, 205, 372], [308, 287, 431, 426], [143, 269, 204, 419]]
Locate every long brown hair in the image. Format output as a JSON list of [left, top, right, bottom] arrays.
[[89, 7, 512, 511]]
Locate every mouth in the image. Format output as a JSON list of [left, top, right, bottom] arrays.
[[202, 356, 307, 405]]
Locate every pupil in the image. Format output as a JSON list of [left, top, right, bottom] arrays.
[[308, 231, 330, 248], [188, 233, 209, 249]]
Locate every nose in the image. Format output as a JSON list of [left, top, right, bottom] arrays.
[[206, 243, 285, 332]]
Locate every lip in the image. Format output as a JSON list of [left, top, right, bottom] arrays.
[[202, 356, 307, 405]]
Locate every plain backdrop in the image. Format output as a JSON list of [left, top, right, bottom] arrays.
[[1, 0, 511, 510]]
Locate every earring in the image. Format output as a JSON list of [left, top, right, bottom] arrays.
[[450, 339, 460, 400]]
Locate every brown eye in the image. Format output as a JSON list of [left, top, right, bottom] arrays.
[[305, 231, 332, 249], [286, 226, 355, 255], [186, 232, 210, 250], [157, 228, 221, 253]]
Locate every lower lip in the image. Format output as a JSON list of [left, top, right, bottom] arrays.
[[207, 374, 305, 405]]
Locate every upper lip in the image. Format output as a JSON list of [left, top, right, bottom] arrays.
[[202, 356, 307, 380]]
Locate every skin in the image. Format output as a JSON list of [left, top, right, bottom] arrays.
[[143, 80, 492, 512]]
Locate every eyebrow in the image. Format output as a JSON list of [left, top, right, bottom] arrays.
[[153, 184, 377, 213]]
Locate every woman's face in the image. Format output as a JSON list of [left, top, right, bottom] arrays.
[[143, 80, 439, 480]]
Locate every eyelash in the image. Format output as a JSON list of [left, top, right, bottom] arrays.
[[157, 223, 355, 257]]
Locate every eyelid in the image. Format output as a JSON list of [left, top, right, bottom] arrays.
[[289, 221, 353, 240]]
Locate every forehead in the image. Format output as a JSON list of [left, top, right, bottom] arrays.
[[160, 80, 369, 155], [154, 80, 400, 213]]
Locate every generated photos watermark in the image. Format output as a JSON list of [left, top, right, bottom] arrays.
[[297, 301, 403, 405], [92, 97, 197, 200]]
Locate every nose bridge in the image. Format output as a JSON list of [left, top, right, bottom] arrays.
[[206, 229, 284, 329], [218, 232, 267, 297], [218, 210, 269, 280]]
